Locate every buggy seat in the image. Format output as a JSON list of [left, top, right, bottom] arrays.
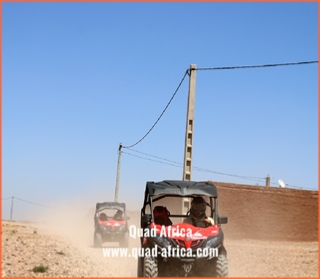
[[153, 206, 173, 226]]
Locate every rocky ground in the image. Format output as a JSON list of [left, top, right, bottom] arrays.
[[2, 221, 112, 277], [2, 218, 318, 277]]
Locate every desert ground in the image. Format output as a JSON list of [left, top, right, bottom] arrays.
[[2, 183, 319, 277], [1, 218, 318, 278]]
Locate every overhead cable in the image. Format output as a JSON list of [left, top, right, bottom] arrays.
[[196, 60, 318, 71], [13, 197, 57, 209], [125, 149, 266, 183], [125, 150, 313, 189], [121, 60, 317, 149], [122, 70, 189, 149], [122, 151, 182, 169]]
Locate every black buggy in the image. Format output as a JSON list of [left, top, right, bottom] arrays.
[[93, 202, 130, 248], [137, 180, 228, 277]]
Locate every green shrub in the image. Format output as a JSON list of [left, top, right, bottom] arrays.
[[32, 265, 48, 273]]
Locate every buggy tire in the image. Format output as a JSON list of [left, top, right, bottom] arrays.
[[143, 255, 158, 277], [137, 257, 143, 277], [120, 231, 129, 248], [215, 253, 229, 277], [93, 232, 102, 248]]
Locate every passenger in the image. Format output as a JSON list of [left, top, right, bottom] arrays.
[[99, 212, 108, 221], [113, 210, 124, 221]]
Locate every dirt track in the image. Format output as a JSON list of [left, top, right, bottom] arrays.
[[2, 183, 319, 277]]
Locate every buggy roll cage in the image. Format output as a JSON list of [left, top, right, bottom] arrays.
[[95, 202, 129, 221], [140, 180, 220, 227], [142, 194, 218, 221], [95, 202, 126, 213]]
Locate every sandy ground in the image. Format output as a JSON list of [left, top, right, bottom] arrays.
[[2, 209, 318, 278]]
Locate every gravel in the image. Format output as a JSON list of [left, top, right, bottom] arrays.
[[2, 219, 318, 277]]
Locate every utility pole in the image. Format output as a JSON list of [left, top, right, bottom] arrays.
[[182, 64, 197, 181], [181, 64, 196, 220], [266, 175, 270, 187], [114, 143, 122, 202], [10, 196, 14, 221]]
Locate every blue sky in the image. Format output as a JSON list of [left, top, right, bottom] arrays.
[[2, 2, 318, 220]]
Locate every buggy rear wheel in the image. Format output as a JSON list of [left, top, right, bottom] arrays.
[[137, 256, 143, 277], [120, 231, 129, 248], [143, 255, 158, 277], [93, 231, 102, 248]]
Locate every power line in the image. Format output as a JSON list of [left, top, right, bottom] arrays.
[[127, 148, 183, 165], [119, 60, 317, 189], [2, 197, 12, 201], [125, 148, 266, 183], [196, 60, 318, 71], [126, 150, 313, 189], [122, 70, 189, 149], [270, 181, 316, 191], [13, 197, 57, 209], [125, 149, 317, 190], [122, 151, 183, 169], [121, 60, 317, 149], [191, 165, 266, 182]]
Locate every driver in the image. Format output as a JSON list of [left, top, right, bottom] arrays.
[[183, 197, 214, 228], [113, 210, 124, 221]]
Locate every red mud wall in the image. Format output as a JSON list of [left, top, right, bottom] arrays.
[[213, 182, 318, 242]]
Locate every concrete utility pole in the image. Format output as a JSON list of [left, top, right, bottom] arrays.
[[182, 64, 197, 181], [114, 143, 122, 202], [180, 64, 197, 219], [10, 196, 14, 221], [266, 175, 270, 187]]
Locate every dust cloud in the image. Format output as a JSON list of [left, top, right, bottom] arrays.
[[21, 184, 318, 277], [27, 195, 142, 277]]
